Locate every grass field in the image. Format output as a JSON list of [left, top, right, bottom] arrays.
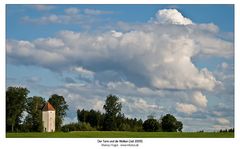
[[6, 131, 234, 138]]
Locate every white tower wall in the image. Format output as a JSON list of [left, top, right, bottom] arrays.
[[42, 110, 55, 132]]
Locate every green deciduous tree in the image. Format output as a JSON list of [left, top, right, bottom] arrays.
[[103, 94, 122, 131], [24, 96, 45, 132], [48, 94, 68, 131], [143, 118, 160, 132], [6, 87, 29, 132], [161, 114, 183, 132], [103, 94, 122, 117]]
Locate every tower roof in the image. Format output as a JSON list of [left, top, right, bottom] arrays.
[[42, 102, 55, 111]]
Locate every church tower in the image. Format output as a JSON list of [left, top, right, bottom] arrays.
[[42, 102, 55, 132]]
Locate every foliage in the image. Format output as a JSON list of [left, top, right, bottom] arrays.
[[103, 94, 122, 117], [219, 128, 234, 133], [122, 117, 143, 132], [79, 122, 97, 131], [77, 109, 104, 129], [24, 96, 45, 132], [161, 114, 183, 132], [6, 87, 233, 135], [142, 114, 183, 132], [103, 94, 122, 131], [48, 94, 69, 131], [6, 87, 29, 132], [76, 108, 143, 132], [6, 87, 185, 133], [143, 119, 160, 132]]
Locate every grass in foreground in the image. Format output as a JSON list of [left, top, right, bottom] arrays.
[[6, 131, 234, 138]]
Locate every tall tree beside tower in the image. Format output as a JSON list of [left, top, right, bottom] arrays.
[[48, 94, 69, 131], [24, 96, 45, 132]]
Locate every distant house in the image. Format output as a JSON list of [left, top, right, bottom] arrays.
[[42, 102, 55, 132]]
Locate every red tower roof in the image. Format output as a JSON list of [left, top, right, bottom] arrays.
[[42, 102, 55, 111]]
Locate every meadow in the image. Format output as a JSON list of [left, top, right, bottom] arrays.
[[6, 131, 234, 138]]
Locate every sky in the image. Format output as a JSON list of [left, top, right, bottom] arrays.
[[6, 4, 234, 132]]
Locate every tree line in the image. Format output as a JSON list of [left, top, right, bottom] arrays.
[[7, 86, 183, 132], [219, 128, 234, 133], [62, 94, 183, 132], [6, 86, 68, 132]]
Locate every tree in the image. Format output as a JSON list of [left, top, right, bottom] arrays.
[[142, 118, 160, 132], [87, 109, 102, 128], [103, 94, 122, 131], [24, 96, 45, 132], [103, 94, 122, 117], [6, 87, 29, 132], [161, 114, 183, 132], [48, 94, 68, 131]]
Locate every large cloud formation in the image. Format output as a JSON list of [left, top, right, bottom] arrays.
[[7, 9, 233, 123], [7, 9, 232, 90]]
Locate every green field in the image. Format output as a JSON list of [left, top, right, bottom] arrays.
[[6, 131, 234, 138]]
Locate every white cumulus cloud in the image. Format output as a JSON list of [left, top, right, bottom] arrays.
[[151, 9, 193, 25], [192, 91, 208, 108], [176, 103, 197, 114], [34, 38, 65, 49]]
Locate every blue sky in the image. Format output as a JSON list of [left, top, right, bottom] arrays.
[[6, 4, 234, 131]]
